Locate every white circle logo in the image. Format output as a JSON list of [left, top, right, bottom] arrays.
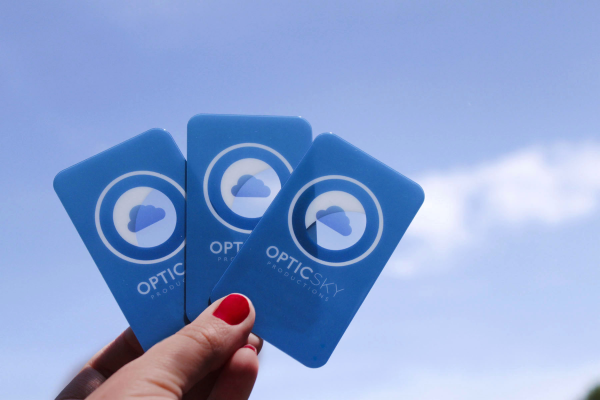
[[204, 143, 293, 233], [305, 191, 367, 251], [288, 175, 383, 267], [95, 171, 186, 264], [220, 158, 282, 219], [113, 187, 177, 248]]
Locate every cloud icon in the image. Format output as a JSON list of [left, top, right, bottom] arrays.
[[128, 205, 166, 232], [316, 206, 352, 236], [231, 175, 271, 198]]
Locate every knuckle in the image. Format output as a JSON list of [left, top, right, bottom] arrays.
[[177, 322, 226, 361], [135, 372, 182, 398]]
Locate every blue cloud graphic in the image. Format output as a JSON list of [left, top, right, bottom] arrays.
[[231, 175, 271, 198], [316, 206, 352, 236], [128, 205, 166, 232]]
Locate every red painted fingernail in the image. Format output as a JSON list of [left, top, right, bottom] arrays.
[[243, 344, 257, 353], [213, 294, 250, 325]]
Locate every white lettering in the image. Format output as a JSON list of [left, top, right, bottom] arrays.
[[300, 266, 313, 280], [157, 270, 168, 283], [173, 263, 185, 275], [210, 241, 222, 254], [149, 276, 159, 289], [137, 282, 151, 295], [277, 251, 289, 263], [266, 246, 279, 258]]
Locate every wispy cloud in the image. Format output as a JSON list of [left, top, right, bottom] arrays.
[[388, 141, 600, 277], [352, 363, 600, 400]]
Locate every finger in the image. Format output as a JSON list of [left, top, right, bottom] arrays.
[[181, 335, 263, 400], [89, 294, 255, 399], [207, 345, 259, 400], [55, 367, 105, 400], [88, 327, 144, 377], [182, 370, 220, 400], [56, 328, 144, 400], [247, 333, 263, 354]]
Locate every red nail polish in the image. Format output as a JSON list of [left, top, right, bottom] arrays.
[[213, 294, 250, 325], [243, 344, 257, 353]]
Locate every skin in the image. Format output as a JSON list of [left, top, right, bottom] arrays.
[[56, 295, 262, 400]]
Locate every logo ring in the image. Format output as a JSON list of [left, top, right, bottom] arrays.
[[95, 171, 186, 264], [287, 175, 384, 267], [203, 143, 293, 233]]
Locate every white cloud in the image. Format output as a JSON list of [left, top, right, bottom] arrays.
[[252, 346, 600, 400], [352, 363, 600, 400], [388, 141, 600, 277]]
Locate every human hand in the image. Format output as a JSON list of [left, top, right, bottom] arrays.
[[56, 294, 261, 400]]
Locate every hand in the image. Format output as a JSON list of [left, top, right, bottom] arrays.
[[56, 294, 262, 400]]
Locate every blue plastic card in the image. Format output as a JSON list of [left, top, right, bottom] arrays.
[[185, 114, 312, 321], [54, 129, 186, 350], [210, 133, 424, 367]]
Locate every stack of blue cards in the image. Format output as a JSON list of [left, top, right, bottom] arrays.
[[54, 114, 424, 365]]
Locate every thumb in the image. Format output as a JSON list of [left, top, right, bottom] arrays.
[[88, 294, 255, 399]]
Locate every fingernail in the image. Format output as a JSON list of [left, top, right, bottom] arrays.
[[213, 294, 250, 325], [243, 344, 257, 353]]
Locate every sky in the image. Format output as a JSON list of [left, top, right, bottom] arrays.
[[1, 1, 599, 399]]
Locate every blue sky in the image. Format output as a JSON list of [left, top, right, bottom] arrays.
[[1, 1, 599, 399]]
